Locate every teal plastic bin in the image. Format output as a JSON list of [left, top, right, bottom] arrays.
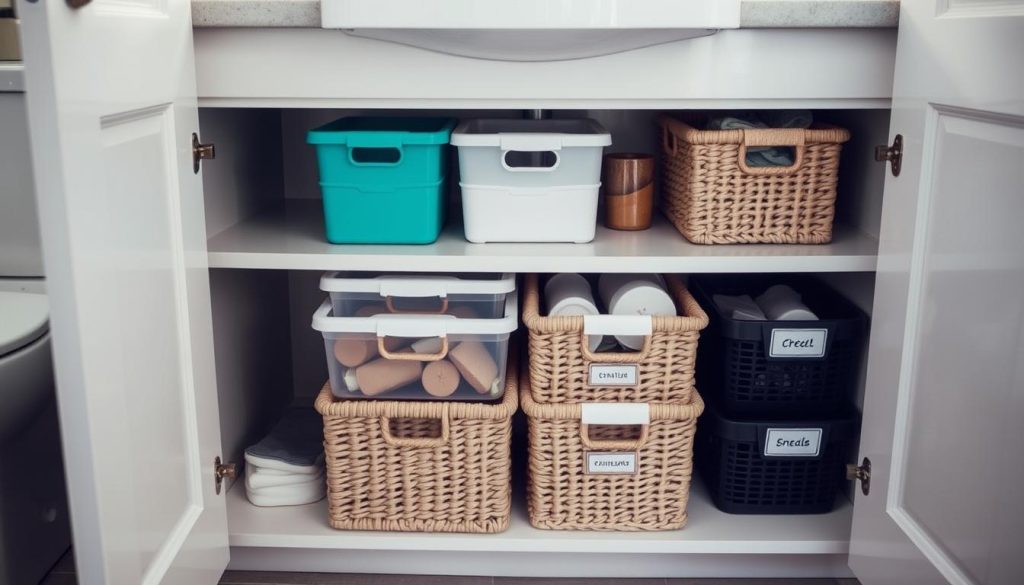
[[320, 179, 446, 245], [307, 116, 456, 244], [308, 117, 456, 185]]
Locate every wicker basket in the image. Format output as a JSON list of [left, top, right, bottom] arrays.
[[523, 273, 708, 405], [313, 358, 517, 533], [522, 373, 704, 531], [658, 116, 850, 245]]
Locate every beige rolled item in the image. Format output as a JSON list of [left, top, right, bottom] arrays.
[[421, 360, 462, 397], [356, 304, 387, 317], [447, 305, 479, 319], [333, 336, 407, 368], [449, 341, 498, 395], [354, 357, 423, 397]]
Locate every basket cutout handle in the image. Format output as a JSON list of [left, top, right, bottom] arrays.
[[580, 314, 655, 363], [662, 126, 679, 156], [579, 403, 650, 450], [377, 336, 449, 362], [385, 295, 450, 315], [738, 128, 807, 176], [380, 407, 451, 448], [580, 423, 650, 451]]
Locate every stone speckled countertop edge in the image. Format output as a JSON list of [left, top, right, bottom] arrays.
[[191, 0, 899, 29]]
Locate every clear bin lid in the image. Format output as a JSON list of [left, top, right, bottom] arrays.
[[311, 292, 518, 336], [319, 272, 515, 297]]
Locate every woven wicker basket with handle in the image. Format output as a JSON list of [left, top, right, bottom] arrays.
[[314, 356, 517, 533], [522, 372, 704, 531], [523, 273, 708, 405], [659, 115, 850, 245]]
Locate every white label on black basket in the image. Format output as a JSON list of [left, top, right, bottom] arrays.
[[769, 328, 828, 358], [586, 452, 638, 475], [764, 428, 823, 457], [589, 364, 639, 387]]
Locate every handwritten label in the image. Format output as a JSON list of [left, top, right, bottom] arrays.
[[769, 328, 828, 358], [588, 364, 639, 387], [764, 428, 823, 457], [586, 452, 638, 475]]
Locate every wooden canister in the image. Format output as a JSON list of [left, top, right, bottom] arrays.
[[603, 153, 655, 231]]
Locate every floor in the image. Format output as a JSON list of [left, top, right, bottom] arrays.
[[41, 548, 860, 585]]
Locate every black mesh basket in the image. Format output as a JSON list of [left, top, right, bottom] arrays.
[[697, 400, 858, 514], [692, 276, 867, 418]]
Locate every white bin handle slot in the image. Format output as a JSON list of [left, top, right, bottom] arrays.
[[501, 149, 561, 173]]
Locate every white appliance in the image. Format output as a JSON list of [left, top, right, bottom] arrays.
[[320, 0, 740, 61], [0, 79, 71, 584]]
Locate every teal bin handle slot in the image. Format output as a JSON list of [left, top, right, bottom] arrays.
[[349, 146, 404, 166]]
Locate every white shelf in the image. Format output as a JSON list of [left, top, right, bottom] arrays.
[[226, 478, 852, 555], [207, 200, 878, 273]]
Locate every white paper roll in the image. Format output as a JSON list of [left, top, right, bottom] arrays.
[[545, 273, 602, 351], [597, 274, 675, 350], [756, 285, 819, 321]]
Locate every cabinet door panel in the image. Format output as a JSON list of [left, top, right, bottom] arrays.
[[19, 1, 228, 584], [849, 3, 1024, 585]]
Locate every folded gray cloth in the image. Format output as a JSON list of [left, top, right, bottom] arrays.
[[706, 111, 812, 167], [244, 408, 324, 469]]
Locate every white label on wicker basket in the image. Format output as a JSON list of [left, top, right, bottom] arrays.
[[586, 452, 638, 475], [588, 364, 639, 387], [764, 428, 823, 457], [769, 328, 828, 358]]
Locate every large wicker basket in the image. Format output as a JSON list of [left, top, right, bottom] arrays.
[[658, 115, 850, 245], [522, 373, 704, 531], [314, 359, 517, 533], [523, 273, 708, 405]]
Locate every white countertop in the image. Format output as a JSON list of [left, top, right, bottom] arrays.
[[191, 0, 899, 29]]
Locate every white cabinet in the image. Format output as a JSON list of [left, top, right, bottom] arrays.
[[18, 3, 1023, 584]]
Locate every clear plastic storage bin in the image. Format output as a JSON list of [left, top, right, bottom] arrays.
[[320, 272, 516, 319], [311, 293, 518, 401]]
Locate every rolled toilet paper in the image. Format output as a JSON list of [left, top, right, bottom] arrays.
[[756, 285, 818, 321], [544, 273, 602, 352], [422, 360, 462, 398], [597, 274, 676, 350], [448, 341, 499, 394], [713, 294, 767, 321], [354, 357, 423, 397]]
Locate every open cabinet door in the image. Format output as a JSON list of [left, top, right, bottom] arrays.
[[19, 1, 228, 584], [849, 3, 1023, 585]]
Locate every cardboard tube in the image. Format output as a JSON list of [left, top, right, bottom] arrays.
[[422, 360, 462, 397], [449, 341, 499, 394], [355, 358, 422, 397]]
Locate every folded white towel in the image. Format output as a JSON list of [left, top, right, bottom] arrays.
[[244, 451, 324, 475], [246, 462, 325, 490], [246, 475, 326, 507]]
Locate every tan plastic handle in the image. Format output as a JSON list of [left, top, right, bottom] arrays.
[[580, 423, 650, 451], [377, 336, 449, 362], [737, 128, 807, 176], [379, 408, 451, 448], [385, 296, 449, 314]]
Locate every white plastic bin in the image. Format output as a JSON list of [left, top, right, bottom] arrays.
[[311, 292, 518, 401], [461, 183, 600, 243], [451, 119, 611, 243], [320, 272, 516, 319]]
